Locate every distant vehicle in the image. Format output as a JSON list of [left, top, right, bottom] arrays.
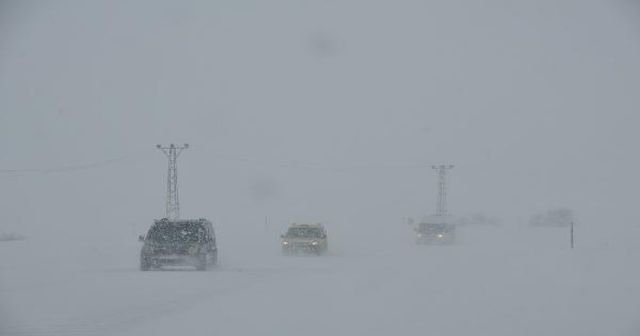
[[139, 218, 217, 271], [281, 223, 328, 255], [529, 207, 573, 227], [415, 222, 456, 245]]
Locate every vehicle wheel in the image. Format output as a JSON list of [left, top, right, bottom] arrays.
[[196, 254, 207, 271], [140, 257, 151, 271]]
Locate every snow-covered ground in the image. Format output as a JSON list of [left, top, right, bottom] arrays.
[[2, 0, 639, 335], [2, 224, 638, 336]]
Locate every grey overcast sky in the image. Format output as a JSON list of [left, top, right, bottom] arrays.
[[1, 0, 639, 242]]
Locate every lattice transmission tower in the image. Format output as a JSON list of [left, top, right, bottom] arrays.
[[157, 144, 189, 220], [432, 164, 454, 217]]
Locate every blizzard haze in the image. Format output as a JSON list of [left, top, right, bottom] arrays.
[[1, 1, 640, 335]]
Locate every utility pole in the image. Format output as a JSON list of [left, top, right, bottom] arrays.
[[432, 165, 454, 217], [157, 144, 189, 220], [570, 221, 574, 249]]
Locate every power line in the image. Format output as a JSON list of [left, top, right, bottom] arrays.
[[1, 149, 436, 176], [0, 155, 138, 174], [202, 152, 435, 172]]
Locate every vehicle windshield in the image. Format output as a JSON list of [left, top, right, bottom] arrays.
[[419, 223, 447, 233], [146, 223, 204, 244], [285, 227, 324, 238]]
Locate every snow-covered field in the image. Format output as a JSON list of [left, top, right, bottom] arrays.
[[2, 224, 638, 336], [2, 0, 639, 335]]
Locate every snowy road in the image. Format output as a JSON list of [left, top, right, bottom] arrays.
[[2, 226, 639, 336]]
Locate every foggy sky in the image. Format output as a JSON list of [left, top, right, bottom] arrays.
[[1, 0, 639, 243]]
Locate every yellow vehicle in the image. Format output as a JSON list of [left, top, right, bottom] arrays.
[[281, 224, 328, 255]]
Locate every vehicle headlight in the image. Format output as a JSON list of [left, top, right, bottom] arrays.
[[437, 234, 444, 238], [417, 233, 423, 238], [282, 241, 289, 245], [311, 241, 319, 245]]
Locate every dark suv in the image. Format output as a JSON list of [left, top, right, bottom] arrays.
[[139, 218, 218, 271]]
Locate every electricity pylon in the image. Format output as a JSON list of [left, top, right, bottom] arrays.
[[432, 165, 454, 217], [157, 144, 189, 220]]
